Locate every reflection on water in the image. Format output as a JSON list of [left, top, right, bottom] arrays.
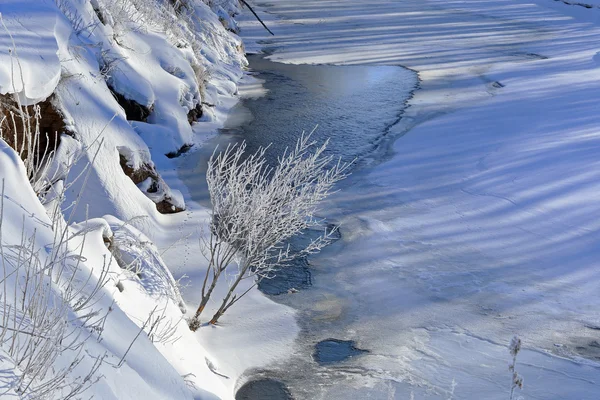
[[179, 55, 416, 208], [219, 55, 417, 167]]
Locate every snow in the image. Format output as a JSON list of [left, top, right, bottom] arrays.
[[2, 0, 600, 398], [0, 0, 251, 398], [554, 0, 600, 8], [0, 141, 195, 400], [0, 0, 65, 104]]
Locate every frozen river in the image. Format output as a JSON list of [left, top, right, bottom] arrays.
[[180, 0, 600, 398], [184, 53, 600, 400], [220, 56, 599, 400], [182, 55, 419, 398]]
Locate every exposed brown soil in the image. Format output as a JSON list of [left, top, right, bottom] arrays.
[[187, 103, 203, 125], [108, 86, 153, 122], [119, 152, 184, 214], [0, 94, 67, 166], [119, 153, 156, 185]]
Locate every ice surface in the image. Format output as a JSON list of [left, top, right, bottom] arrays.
[[230, 0, 600, 398]]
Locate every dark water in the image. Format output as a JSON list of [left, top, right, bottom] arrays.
[[313, 339, 368, 365], [256, 258, 312, 296], [236, 378, 293, 400], [257, 224, 339, 296], [220, 54, 417, 167]]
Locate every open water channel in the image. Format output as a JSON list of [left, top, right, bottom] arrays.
[[180, 54, 418, 399]]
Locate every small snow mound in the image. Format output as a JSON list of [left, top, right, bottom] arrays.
[[0, 1, 64, 103]]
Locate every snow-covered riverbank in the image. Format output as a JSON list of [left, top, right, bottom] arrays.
[[0, 1, 258, 398]]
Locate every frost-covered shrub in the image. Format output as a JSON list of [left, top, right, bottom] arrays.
[[509, 336, 524, 400], [94, 0, 198, 47], [0, 160, 111, 399], [189, 133, 350, 327]]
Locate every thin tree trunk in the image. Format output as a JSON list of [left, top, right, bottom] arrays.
[[190, 272, 219, 330], [209, 268, 261, 324], [208, 271, 245, 324], [193, 287, 212, 319]]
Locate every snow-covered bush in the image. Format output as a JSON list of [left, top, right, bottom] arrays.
[[105, 215, 186, 312], [93, 0, 214, 50], [189, 133, 350, 328], [0, 148, 111, 399], [0, 226, 107, 399]]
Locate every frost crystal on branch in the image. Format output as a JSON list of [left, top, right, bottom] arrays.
[[508, 335, 524, 400], [189, 131, 350, 328]]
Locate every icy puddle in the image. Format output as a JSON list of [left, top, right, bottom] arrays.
[[313, 339, 369, 365], [235, 378, 292, 400]]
